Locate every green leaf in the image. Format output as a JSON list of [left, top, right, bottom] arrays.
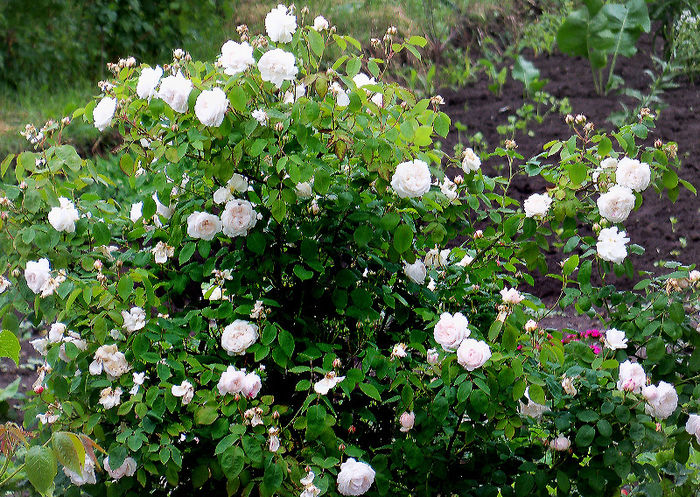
[[229, 87, 249, 113], [314, 169, 331, 195], [51, 432, 84, 475], [219, 446, 245, 479], [195, 406, 219, 425], [433, 113, 451, 138], [568, 162, 587, 185], [25, 446, 57, 495], [278, 328, 295, 358], [359, 382, 381, 401], [0, 330, 21, 366], [293, 265, 313, 281], [179, 242, 196, 264], [562, 255, 579, 276], [528, 384, 546, 405], [117, 276, 134, 302], [575, 424, 595, 447], [308, 29, 324, 57], [393, 224, 413, 253]]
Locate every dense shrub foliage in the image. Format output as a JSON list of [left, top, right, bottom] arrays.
[[0, 5, 699, 497]]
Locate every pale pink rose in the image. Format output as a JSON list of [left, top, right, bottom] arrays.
[[218, 366, 246, 395], [337, 458, 375, 496], [433, 312, 470, 351], [399, 411, 415, 432], [549, 435, 570, 451], [241, 372, 262, 399], [616, 360, 646, 393], [456, 338, 491, 371]]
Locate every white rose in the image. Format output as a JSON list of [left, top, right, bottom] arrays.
[[616, 157, 651, 192], [105, 456, 137, 481], [122, 306, 146, 332], [48, 197, 80, 233], [152, 241, 174, 264], [94, 97, 117, 132], [0, 276, 10, 294], [221, 199, 258, 237], [616, 360, 646, 393], [241, 372, 262, 399], [550, 435, 571, 451], [399, 411, 415, 432], [172, 380, 195, 404], [59, 333, 87, 362], [99, 386, 123, 409], [500, 287, 524, 305], [456, 338, 491, 371], [157, 72, 193, 113], [337, 459, 375, 496], [136, 66, 163, 100], [296, 181, 314, 198], [689, 270, 700, 283], [457, 254, 473, 267], [643, 381, 678, 419], [523, 193, 553, 218], [426, 348, 439, 365], [187, 211, 222, 240], [195, 88, 229, 127], [352, 73, 376, 89], [440, 177, 458, 202], [519, 387, 550, 420], [425, 247, 450, 267], [434, 312, 470, 351], [218, 366, 247, 395], [48, 322, 66, 343], [391, 343, 407, 358], [221, 319, 259, 355], [63, 454, 96, 486], [685, 414, 700, 443], [462, 148, 481, 173], [257, 48, 299, 88], [370, 92, 384, 108], [601, 157, 618, 170], [330, 82, 350, 107], [597, 227, 629, 264], [252, 109, 269, 126], [314, 372, 345, 395], [268, 428, 280, 452], [391, 159, 431, 198], [561, 376, 577, 396], [403, 260, 426, 284], [284, 83, 306, 104], [153, 193, 173, 224], [313, 15, 329, 31], [219, 40, 255, 76], [597, 185, 635, 223], [25, 258, 51, 294], [130, 202, 143, 223], [604, 328, 628, 350], [265, 4, 297, 43]]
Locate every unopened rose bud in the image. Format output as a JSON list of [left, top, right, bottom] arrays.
[[430, 95, 445, 106], [19, 181, 27, 190], [11, 269, 20, 278], [525, 319, 537, 332], [348, 425, 356, 434], [505, 139, 517, 150], [639, 107, 652, 118], [473, 230, 483, 239], [654, 139, 663, 149], [34, 385, 44, 394], [370, 38, 382, 49], [171, 124, 179, 132], [584, 122, 594, 132], [387, 26, 397, 35], [233, 393, 241, 401], [400, 101, 409, 110], [272, 411, 280, 419], [237, 24, 248, 35], [301, 6, 309, 15], [173, 48, 185, 60], [664, 143, 678, 159], [274, 122, 284, 132], [565, 114, 574, 124], [333, 358, 342, 369], [453, 175, 463, 185], [338, 443, 346, 451], [61, 116, 71, 126], [575, 114, 586, 124], [93, 260, 103, 271]]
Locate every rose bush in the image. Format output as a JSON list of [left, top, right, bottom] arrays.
[[0, 5, 699, 497]]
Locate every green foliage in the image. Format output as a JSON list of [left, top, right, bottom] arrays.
[[556, 0, 650, 94]]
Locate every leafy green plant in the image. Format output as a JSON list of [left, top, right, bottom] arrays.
[[512, 56, 548, 98], [556, 0, 650, 95], [478, 58, 508, 96]]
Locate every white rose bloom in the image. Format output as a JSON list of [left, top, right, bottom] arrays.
[[601, 157, 618, 170], [153, 193, 173, 223], [500, 287, 524, 305], [157, 71, 193, 113], [561, 376, 577, 396], [219, 40, 255, 76], [456, 338, 491, 371], [30, 338, 49, 356], [370, 92, 384, 108], [597, 185, 635, 223], [426, 348, 440, 365], [313, 15, 329, 31], [427, 277, 436, 291], [48, 322, 67, 343], [257, 48, 299, 88], [616, 360, 646, 393], [519, 387, 549, 420], [105, 456, 137, 481], [59, 332, 87, 362], [221, 319, 259, 355], [330, 82, 350, 107], [122, 306, 146, 332], [424, 247, 449, 267], [136, 66, 163, 100], [99, 386, 123, 409], [130, 202, 143, 223], [404, 260, 426, 284], [218, 366, 247, 395], [352, 73, 376, 89], [523, 193, 553, 218], [90, 344, 130, 379], [172, 380, 195, 404], [462, 148, 481, 173], [0, 276, 10, 294], [131, 371, 146, 395], [25, 258, 51, 294], [284, 83, 306, 104], [440, 177, 458, 202], [268, 428, 281, 452], [434, 312, 470, 351], [616, 157, 651, 192], [643, 381, 678, 419], [391, 343, 408, 358], [241, 372, 262, 399], [221, 199, 258, 237], [685, 414, 700, 443], [596, 227, 629, 264], [195, 88, 229, 127], [550, 435, 571, 451], [187, 211, 222, 240], [314, 371, 345, 395], [337, 458, 375, 496], [63, 454, 96, 486], [457, 254, 474, 267], [265, 4, 297, 42], [604, 328, 628, 350], [252, 109, 269, 126], [152, 241, 174, 264], [391, 159, 431, 198], [399, 411, 415, 432], [94, 97, 117, 132], [36, 412, 60, 424], [689, 270, 700, 283], [48, 197, 80, 232], [296, 181, 314, 198]]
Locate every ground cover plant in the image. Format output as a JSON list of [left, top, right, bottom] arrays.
[[0, 3, 700, 497]]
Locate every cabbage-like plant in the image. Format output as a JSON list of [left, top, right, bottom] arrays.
[[0, 5, 698, 497]]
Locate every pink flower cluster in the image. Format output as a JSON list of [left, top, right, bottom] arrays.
[[561, 329, 602, 355]]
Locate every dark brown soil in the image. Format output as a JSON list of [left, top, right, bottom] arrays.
[[441, 33, 700, 303]]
